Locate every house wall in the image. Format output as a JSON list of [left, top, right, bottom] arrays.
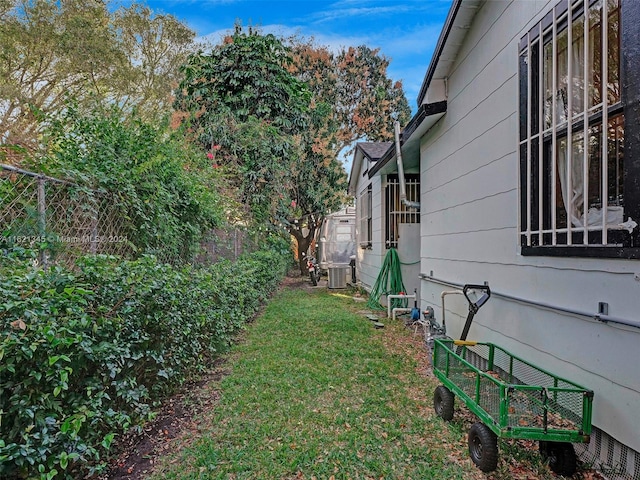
[[418, 0, 640, 458], [355, 172, 421, 301], [398, 223, 421, 297], [354, 174, 385, 291]]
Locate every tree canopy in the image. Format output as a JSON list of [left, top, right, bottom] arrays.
[[289, 39, 411, 155], [174, 27, 411, 270], [285, 38, 411, 264], [0, 0, 198, 153], [174, 26, 310, 224]]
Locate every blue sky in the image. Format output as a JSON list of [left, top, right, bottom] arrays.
[[128, 0, 452, 112]]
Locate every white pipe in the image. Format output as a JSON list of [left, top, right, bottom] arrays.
[[387, 293, 416, 318], [422, 274, 640, 331], [441, 290, 463, 328], [394, 121, 420, 209]]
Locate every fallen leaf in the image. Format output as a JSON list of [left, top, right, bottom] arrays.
[[10, 319, 26, 330]]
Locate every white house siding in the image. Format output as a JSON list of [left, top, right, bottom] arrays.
[[418, 0, 640, 461], [354, 174, 385, 291]]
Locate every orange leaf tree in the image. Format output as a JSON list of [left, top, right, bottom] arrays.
[[286, 39, 411, 271]]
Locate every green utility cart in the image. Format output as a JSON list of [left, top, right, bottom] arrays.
[[432, 338, 594, 476]]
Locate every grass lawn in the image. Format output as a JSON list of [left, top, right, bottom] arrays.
[[145, 277, 602, 480]]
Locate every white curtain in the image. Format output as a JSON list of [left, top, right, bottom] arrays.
[[554, 4, 624, 230], [556, 30, 586, 228], [557, 134, 623, 228]]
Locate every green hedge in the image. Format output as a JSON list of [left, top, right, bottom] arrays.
[[0, 248, 290, 479]]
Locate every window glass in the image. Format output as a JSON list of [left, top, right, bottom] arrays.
[[531, 40, 541, 134], [358, 185, 372, 247], [385, 175, 419, 249], [543, 42, 553, 130], [571, 14, 585, 117], [519, 53, 529, 140], [555, 137, 568, 229], [607, 0, 620, 105], [588, 1, 603, 108], [556, 28, 568, 125], [530, 137, 539, 232], [587, 122, 603, 215], [607, 115, 624, 207], [570, 130, 585, 227]]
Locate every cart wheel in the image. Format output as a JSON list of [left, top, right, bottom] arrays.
[[433, 385, 455, 421], [539, 441, 577, 476], [468, 422, 499, 472]]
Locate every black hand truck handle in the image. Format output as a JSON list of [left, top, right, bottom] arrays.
[[459, 284, 491, 342], [463, 284, 491, 313]]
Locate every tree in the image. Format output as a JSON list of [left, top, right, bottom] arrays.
[[174, 26, 310, 224], [112, 4, 199, 121], [174, 27, 411, 274], [285, 154, 347, 275], [289, 39, 411, 156], [281, 43, 347, 271], [40, 103, 223, 262], [284, 39, 411, 272], [0, 0, 118, 151], [175, 25, 309, 135], [335, 45, 411, 148], [0, 0, 197, 155]]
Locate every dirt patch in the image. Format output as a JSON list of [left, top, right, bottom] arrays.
[[99, 359, 229, 480], [282, 270, 327, 291]]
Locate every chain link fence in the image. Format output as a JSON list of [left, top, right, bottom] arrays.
[[1, 164, 254, 267]]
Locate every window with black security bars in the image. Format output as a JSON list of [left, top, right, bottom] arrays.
[[518, 0, 640, 258], [385, 174, 419, 249]]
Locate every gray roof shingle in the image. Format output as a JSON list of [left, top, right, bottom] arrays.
[[358, 141, 393, 161]]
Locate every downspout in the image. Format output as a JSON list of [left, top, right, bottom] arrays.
[[394, 121, 420, 209]]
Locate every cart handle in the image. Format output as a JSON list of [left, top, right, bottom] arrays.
[[453, 340, 478, 346], [463, 284, 491, 314]]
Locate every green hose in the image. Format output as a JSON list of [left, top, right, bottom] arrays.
[[366, 248, 407, 311]]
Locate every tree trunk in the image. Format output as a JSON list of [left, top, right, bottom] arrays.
[[288, 216, 319, 275], [297, 236, 311, 275]]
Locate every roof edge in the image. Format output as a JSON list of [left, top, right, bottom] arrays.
[[347, 141, 393, 196], [416, 0, 463, 107], [347, 145, 366, 196]]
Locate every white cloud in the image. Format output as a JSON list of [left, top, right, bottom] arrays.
[[197, 23, 368, 54]]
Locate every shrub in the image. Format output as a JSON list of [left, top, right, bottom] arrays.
[[36, 104, 224, 263], [0, 247, 289, 479]]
